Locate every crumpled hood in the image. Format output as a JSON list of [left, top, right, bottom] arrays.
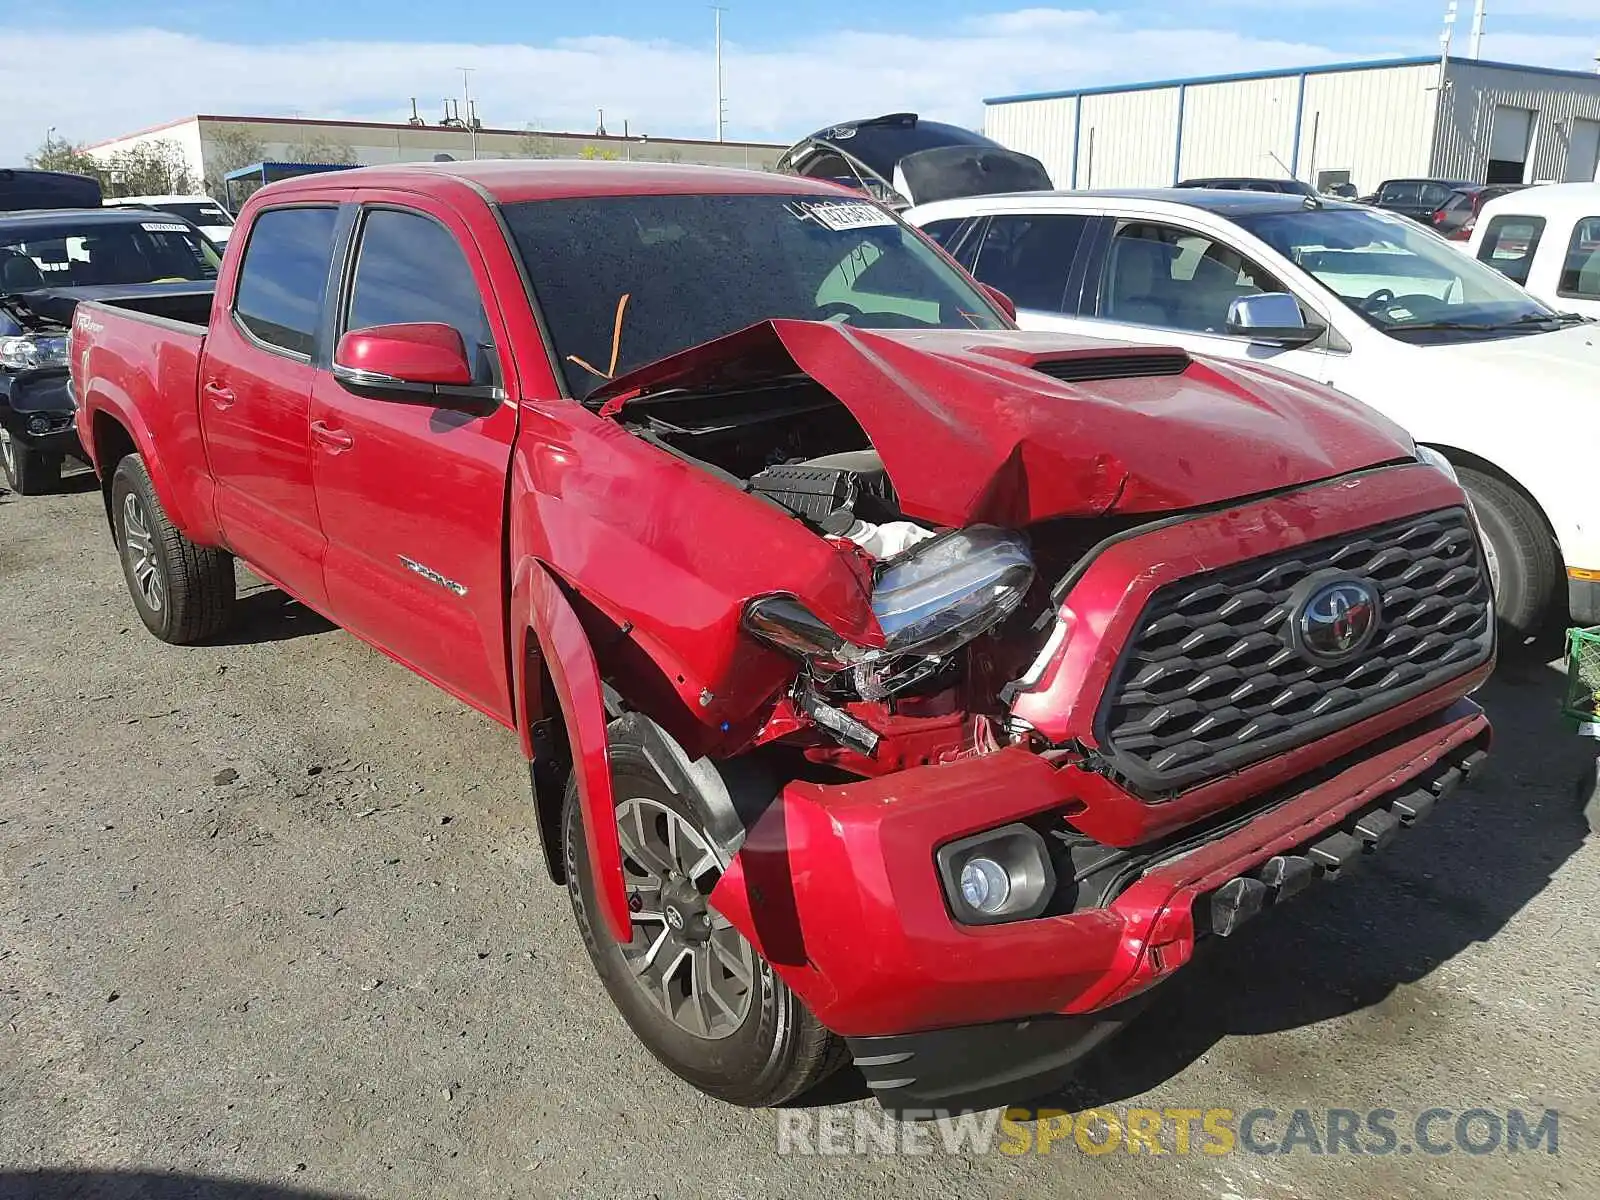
[[14, 281, 215, 328], [594, 321, 1416, 527]]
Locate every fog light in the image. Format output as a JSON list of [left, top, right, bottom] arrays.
[[959, 857, 1011, 913], [26, 414, 51, 436], [936, 822, 1056, 926]]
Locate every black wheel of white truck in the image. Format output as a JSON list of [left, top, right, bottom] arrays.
[[564, 742, 844, 1106], [1458, 467, 1560, 650], [0, 427, 61, 495], [110, 454, 237, 644]]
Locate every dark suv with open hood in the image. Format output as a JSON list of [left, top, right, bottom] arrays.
[[0, 207, 218, 494]]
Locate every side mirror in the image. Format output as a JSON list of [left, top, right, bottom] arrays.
[[980, 284, 1017, 322], [1225, 293, 1322, 347], [332, 322, 498, 408]]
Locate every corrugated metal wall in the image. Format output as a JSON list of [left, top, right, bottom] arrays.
[[1077, 88, 1182, 188], [984, 97, 1078, 187], [1435, 63, 1600, 182], [1297, 64, 1439, 191], [1179, 76, 1300, 181]]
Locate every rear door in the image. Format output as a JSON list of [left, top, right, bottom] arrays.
[[306, 194, 519, 720], [199, 202, 344, 607], [962, 212, 1094, 330]]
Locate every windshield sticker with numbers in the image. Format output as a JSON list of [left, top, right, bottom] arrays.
[[797, 201, 896, 232], [141, 222, 192, 233]]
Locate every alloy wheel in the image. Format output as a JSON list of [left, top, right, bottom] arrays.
[[614, 796, 755, 1040], [122, 492, 165, 613], [0, 427, 13, 482]]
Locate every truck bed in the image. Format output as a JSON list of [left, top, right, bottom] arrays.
[[71, 298, 213, 540]]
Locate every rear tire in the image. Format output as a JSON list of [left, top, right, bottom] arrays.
[[110, 454, 236, 644], [1458, 467, 1560, 652], [1, 428, 61, 495], [564, 740, 844, 1107]]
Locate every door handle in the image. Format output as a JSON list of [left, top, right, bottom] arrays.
[[310, 420, 354, 452], [202, 380, 235, 409]]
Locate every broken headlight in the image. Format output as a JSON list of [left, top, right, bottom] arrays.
[[744, 525, 1035, 680]]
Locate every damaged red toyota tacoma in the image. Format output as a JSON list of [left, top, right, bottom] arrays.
[[70, 162, 1494, 1112]]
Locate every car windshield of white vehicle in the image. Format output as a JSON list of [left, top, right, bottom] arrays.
[[1235, 207, 1574, 342], [502, 192, 1006, 398], [0, 219, 218, 291]]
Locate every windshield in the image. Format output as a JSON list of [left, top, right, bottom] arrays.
[[0, 218, 219, 291], [501, 192, 1005, 397], [1235, 206, 1559, 340], [156, 202, 234, 227]]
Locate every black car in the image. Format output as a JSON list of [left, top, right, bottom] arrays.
[[1365, 177, 1477, 224], [1176, 176, 1319, 197], [775, 112, 1053, 208], [0, 207, 218, 495]]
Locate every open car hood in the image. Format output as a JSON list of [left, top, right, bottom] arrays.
[[593, 321, 1416, 528]]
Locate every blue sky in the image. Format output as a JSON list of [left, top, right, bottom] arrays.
[[2, 2, 1596, 159]]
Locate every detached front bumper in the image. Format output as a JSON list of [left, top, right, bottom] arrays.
[[711, 697, 1489, 1109], [1, 369, 79, 458]]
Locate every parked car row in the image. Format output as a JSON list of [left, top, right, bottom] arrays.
[[34, 156, 1500, 1116], [905, 185, 1598, 645]]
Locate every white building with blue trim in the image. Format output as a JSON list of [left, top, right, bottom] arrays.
[[985, 56, 1600, 195]]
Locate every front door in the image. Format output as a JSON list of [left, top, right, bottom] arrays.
[[1062, 218, 1332, 383], [199, 203, 342, 608], [306, 198, 519, 721]]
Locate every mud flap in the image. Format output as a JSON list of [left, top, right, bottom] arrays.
[[524, 562, 632, 942]]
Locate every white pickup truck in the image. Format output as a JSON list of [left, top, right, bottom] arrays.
[[905, 188, 1600, 645], [1468, 182, 1600, 321]]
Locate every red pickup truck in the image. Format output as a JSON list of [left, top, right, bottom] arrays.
[[71, 161, 1494, 1113]]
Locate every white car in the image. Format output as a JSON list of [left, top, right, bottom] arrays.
[[904, 188, 1600, 643], [103, 194, 234, 246], [1468, 182, 1600, 321]]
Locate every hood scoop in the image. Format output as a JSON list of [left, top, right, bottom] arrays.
[[1032, 351, 1190, 384]]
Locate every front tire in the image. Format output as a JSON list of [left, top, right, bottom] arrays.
[[1458, 467, 1560, 650], [110, 454, 236, 644], [1, 428, 62, 495], [564, 740, 843, 1106]]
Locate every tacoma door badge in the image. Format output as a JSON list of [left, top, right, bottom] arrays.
[[399, 556, 468, 597]]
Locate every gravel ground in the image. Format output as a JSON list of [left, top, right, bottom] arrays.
[[1, 472, 1597, 1200]]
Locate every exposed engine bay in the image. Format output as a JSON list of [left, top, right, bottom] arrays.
[[612, 373, 1129, 768]]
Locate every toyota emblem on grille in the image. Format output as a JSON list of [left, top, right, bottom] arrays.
[[1291, 575, 1382, 665]]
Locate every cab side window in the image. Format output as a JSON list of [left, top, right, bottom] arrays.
[[1097, 222, 1285, 335], [1475, 215, 1546, 286], [1558, 216, 1600, 299], [233, 206, 340, 357], [345, 208, 495, 382], [969, 215, 1088, 313]]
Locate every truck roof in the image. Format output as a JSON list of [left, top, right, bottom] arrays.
[[256, 159, 855, 204]]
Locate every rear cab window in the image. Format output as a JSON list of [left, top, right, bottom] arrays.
[[1475, 214, 1547, 285], [1558, 215, 1600, 299], [232, 206, 341, 357]]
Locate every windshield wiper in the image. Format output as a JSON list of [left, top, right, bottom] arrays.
[[1395, 314, 1573, 334]]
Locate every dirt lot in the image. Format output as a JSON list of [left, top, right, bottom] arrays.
[[2, 472, 1597, 1200]]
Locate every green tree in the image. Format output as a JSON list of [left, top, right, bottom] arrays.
[[26, 136, 107, 185], [101, 139, 194, 197], [517, 131, 559, 159], [202, 124, 267, 203], [283, 132, 358, 166]]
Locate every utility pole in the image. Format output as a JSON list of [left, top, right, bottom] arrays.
[[712, 5, 728, 143], [458, 66, 477, 160], [1469, 0, 1486, 60]]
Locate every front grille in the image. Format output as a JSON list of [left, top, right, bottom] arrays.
[[1095, 508, 1493, 795], [1032, 352, 1189, 384]]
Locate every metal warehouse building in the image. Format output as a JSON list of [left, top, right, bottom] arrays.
[[985, 56, 1600, 196]]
